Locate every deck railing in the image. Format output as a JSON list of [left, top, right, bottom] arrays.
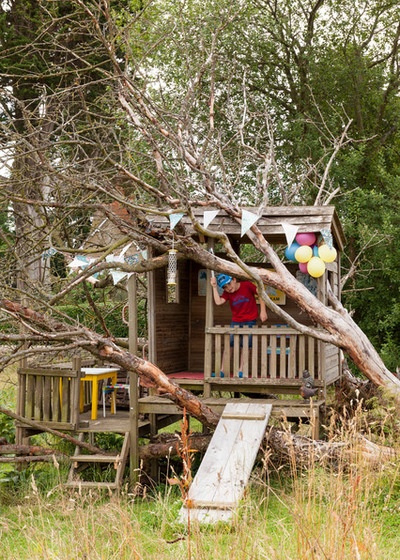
[[204, 326, 321, 382], [17, 359, 81, 430]]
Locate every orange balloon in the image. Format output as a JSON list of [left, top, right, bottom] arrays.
[[307, 257, 326, 278]]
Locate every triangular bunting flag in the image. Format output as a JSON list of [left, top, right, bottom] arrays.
[[42, 247, 57, 260], [203, 210, 219, 229], [169, 212, 185, 230], [320, 228, 333, 249], [125, 253, 140, 265], [106, 253, 125, 264], [67, 255, 90, 271], [111, 270, 128, 285], [281, 222, 299, 247], [86, 275, 99, 285], [241, 209, 259, 237], [119, 242, 133, 257]]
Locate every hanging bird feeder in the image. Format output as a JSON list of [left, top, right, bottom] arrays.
[[167, 248, 178, 285]]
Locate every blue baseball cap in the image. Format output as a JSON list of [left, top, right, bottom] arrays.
[[217, 274, 233, 289]]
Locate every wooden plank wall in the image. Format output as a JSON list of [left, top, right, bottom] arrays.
[[153, 260, 191, 374], [153, 257, 340, 384]]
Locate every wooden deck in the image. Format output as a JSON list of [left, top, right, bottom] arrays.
[[77, 393, 324, 439], [75, 408, 181, 437], [138, 395, 324, 439]]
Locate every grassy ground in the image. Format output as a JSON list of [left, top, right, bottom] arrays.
[[1, 458, 400, 560], [1, 366, 400, 559]]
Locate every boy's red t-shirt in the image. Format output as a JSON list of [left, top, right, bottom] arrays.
[[221, 281, 258, 322]]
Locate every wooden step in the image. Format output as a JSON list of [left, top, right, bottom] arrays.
[[66, 432, 130, 490], [71, 454, 122, 464], [65, 481, 119, 489]]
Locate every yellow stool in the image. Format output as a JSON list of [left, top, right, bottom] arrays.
[[80, 367, 119, 420]]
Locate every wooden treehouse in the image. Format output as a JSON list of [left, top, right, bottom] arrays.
[[15, 206, 345, 505]]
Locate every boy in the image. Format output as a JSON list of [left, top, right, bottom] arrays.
[[210, 274, 268, 376]]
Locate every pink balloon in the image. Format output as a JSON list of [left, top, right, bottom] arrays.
[[296, 232, 317, 246], [298, 262, 308, 273]]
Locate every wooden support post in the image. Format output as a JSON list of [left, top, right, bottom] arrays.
[[128, 274, 139, 488]]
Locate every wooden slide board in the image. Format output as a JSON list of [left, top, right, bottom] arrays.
[[178, 402, 272, 523]]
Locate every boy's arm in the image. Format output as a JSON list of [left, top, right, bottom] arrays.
[[258, 292, 268, 323], [210, 276, 226, 306]]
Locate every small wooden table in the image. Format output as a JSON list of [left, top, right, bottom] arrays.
[[80, 367, 120, 420]]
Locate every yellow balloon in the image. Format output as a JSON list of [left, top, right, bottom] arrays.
[[295, 245, 313, 263], [307, 257, 326, 278], [318, 244, 337, 263]]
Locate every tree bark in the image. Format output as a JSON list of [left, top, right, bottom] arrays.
[[0, 444, 65, 456], [139, 427, 395, 468], [0, 406, 106, 455], [0, 455, 63, 464]]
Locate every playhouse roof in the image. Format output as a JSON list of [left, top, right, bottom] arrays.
[[151, 206, 346, 251]]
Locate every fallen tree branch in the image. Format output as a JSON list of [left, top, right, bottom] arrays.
[[0, 444, 66, 456], [0, 406, 106, 455], [140, 427, 397, 469], [0, 455, 62, 464]]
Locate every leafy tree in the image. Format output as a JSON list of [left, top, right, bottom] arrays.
[[0, 0, 398, 391]]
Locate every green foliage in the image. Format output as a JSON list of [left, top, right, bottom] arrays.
[[55, 294, 147, 339], [0, 389, 15, 444]]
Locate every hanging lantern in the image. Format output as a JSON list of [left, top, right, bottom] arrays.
[[167, 249, 178, 285]]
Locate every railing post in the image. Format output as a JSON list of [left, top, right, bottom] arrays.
[[71, 356, 81, 428]]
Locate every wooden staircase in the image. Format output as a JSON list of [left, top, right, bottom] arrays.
[[66, 432, 130, 490]]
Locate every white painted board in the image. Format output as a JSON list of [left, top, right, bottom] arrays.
[[179, 402, 272, 523]]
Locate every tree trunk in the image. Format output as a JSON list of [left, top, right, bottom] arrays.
[[139, 427, 395, 468], [0, 406, 106, 455], [97, 342, 220, 429], [0, 444, 65, 456]]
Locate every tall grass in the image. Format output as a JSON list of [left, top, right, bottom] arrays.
[[2, 457, 399, 560], [0, 449, 399, 559], [1, 368, 400, 559]]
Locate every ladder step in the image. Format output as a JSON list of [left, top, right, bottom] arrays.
[[67, 432, 130, 491], [72, 454, 120, 464], [65, 481, 118, 489]]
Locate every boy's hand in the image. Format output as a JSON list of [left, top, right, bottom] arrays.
[[260, 310, 268, 323]]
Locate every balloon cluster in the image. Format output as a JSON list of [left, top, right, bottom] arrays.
[[284, 232, 337, 278]]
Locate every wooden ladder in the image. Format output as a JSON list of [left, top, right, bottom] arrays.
[[179, 402, 272, 523], [66, 432, 130, 490]]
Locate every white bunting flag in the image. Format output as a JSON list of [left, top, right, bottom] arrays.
[[111, 270, 128, 285], [169, 212, 185, 230], [42, 247, 57, 260], [241, 209, 259, 237], [119, 242, 133, 257], [203, 210, 219, 229], [281, 222, 299, 247], [67, 255, 90, 271], [106, 253, 125, 264]]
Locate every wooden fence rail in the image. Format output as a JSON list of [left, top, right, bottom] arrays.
[[205, 327, 319, 380]]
